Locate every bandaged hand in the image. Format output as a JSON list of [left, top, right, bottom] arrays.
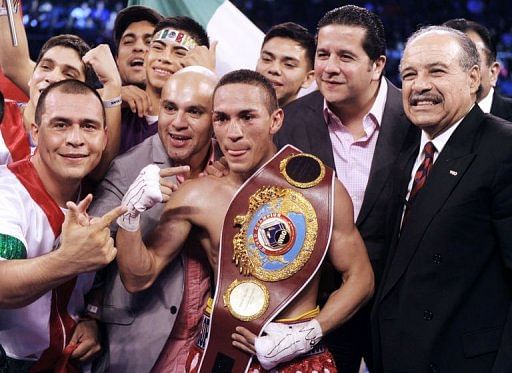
[[254, 319, 323, 370], [117, 164, 162, 231]]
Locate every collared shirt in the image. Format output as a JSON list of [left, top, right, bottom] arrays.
[[403, 110, 469, 223], [119, 108, 159, 155], [324, 78, 388, 220], [478, 87, 494, 114]]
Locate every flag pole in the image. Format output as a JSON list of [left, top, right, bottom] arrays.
[[5, 0, 18, 47]]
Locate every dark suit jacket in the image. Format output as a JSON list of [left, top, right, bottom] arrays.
[[275, 80, 411, 284], [373, 106, 512, 372], [490, 90, 512, 122]]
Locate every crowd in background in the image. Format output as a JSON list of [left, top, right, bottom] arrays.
[[21, 0, 512, 94]]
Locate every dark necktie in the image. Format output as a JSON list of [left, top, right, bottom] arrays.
[[404, 141, 436, 219]]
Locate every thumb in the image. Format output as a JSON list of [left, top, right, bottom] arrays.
[[210, 40, 218, 55]]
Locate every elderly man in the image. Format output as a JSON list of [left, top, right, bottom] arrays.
[[372, 26, 512, 372], [90, 66, 218, 372]]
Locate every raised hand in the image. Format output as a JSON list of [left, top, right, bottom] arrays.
[[121, 85, 152, 117], [182, 40, 217, 71], [59, 200, 126, 273], [117, 164, 190, 231]]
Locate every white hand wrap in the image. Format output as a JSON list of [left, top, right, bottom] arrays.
[[117, 164, 162, 231], [254, 319, 323, 370]]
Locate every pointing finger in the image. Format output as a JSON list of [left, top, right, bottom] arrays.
[[159, 165, 190, 178], [96, 205, 127, 228]]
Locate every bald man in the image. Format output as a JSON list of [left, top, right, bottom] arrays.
[[89, 66, 219, 372]]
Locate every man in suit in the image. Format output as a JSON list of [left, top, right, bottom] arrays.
[[443, 18, 512, 121], [89, 66, 218, 372], [275, 5, 411, 371], [372, 26, 512, 372]]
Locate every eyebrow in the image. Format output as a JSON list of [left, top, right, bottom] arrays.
[[39, 58, 82, 74]]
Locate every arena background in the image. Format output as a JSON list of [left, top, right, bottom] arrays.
[[21, 0, 512, 95]]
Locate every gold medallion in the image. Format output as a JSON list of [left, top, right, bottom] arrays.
[[223, 279, 270, 321]]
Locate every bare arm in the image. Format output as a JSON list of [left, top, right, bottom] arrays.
[[0, 195, 125, 308], [84, 45, 122, 181], [0, 0, 33, 96], [315, 180, 374, 334]]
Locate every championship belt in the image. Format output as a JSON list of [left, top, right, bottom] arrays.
[[198, 145, 334, 372]]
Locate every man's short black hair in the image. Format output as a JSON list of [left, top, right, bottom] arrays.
[[214, 69, 278, 114], [113, 5, 163, 50], [317, 5, 386, 61], [263, 22, 315, 70], [36, 35, 96, 86], [153, 16, 210, 48], [443, 18, 496, 65], [35, 80, 106, 128]]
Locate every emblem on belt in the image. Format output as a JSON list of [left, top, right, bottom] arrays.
[[232, 186, 318, 281], [223, 279, 270, 321]]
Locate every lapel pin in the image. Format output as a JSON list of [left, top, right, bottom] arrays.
[[449, 170, 458, 176]]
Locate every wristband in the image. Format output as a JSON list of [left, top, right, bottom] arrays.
[[103, 96, 122, 108]]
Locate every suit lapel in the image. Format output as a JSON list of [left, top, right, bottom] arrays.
[[379, 106, 484, 301], [306, 91, 336, 169], [357, 82, 410, 225]]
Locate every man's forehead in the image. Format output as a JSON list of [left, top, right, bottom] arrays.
[[122, 20, 155, 38], [38, 46, 84, 69], [152, 28, 197, 50]]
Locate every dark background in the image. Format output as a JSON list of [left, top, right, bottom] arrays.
[[22, 0, 512, 95]]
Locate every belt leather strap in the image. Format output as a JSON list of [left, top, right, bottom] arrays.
[[199, 145, 334, 372]]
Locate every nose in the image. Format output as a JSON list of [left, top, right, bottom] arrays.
[[226, 119, 243, 142], [411, 72, 432, 93], [323, 54, 340, 75], [133, 38, 146, 52], [45, 68, 66, 84], [66, 124, 85, 146], [267, 60, 281, 76], [171, 110, 188, 130]]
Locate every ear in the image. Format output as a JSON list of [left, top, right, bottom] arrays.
[[468, 64, 481, 96], [489, 61, 500, 87], [300, 70, 315, 89], [269, 108, 284, 135], [371, 55, 387, 81], [30, 122, 39, 146]]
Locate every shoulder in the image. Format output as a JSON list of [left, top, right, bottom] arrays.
[[283, 90, 323, 117]]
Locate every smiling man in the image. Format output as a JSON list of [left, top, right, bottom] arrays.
[[255, 22, 315, 107], [118, 16, 216, 155], [115, 69, 373, 372], [372, 26, 512, 372], [0, 79, 124, 372], [90, 66, 219, 372], [274, 6, 412, 371]]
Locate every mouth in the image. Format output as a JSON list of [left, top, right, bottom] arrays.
[[168, 133, 192, 147], [410, 95, 442, 106], [268, 79, 283, 88], [226, 148, 249, 157], [153, 67, 173, 78], [129, 58, 144, 68], [60, 153, 88, 160]]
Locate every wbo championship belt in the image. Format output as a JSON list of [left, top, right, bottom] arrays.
[[198, 145, 334, 372]]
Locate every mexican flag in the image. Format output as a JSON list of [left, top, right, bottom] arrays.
[[127, 0, 264, 76]]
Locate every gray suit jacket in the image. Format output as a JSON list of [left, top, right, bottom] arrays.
[[89, 134, 183, 373]]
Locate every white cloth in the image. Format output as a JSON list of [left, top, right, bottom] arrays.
[[0, 165, 94, 360]]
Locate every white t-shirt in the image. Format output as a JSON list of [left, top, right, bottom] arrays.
[[0, 165, 94, 360]]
